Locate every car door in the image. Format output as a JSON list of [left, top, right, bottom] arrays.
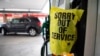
[[9, 18, 20, 32], [17, 18, 29, 32]]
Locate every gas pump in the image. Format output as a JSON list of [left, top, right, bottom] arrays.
[[41, 0, 88, 56]]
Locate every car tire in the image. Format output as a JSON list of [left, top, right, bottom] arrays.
[[1, 28, 7, 35], [28, 28, 37, 36]]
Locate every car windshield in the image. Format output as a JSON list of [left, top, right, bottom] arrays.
[[0, 22, 4, 27], [0, 22, 2, 27], [6, 20, 11, 23]]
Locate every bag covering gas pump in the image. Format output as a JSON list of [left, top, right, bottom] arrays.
[[50, 6, 84, 55]]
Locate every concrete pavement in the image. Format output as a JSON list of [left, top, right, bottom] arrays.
[[0, 34, 44, 56]]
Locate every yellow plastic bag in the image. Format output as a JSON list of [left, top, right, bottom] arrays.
[[50, 7, 84, 55]]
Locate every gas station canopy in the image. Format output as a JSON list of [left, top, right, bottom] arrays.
[[0, 0, 48, 12]]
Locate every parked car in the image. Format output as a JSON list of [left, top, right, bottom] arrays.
[[0, 16, 41, 36]]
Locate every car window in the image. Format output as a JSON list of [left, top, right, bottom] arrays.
[[23, 18, 30, 23], [19, 18, 30, 23], [19, 19, 24, 23], [12, 19, 20, 23]]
